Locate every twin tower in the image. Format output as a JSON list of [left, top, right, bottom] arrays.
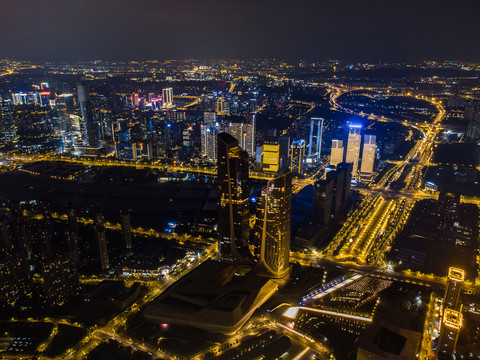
[[217, 132, 292, 279]]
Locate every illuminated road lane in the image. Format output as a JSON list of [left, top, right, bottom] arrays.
[[302, 274, 363, 304]]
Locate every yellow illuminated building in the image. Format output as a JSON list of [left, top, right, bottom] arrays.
[[262, 141, 280, 173]]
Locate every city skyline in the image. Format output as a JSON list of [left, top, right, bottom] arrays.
[[0, 3, 479, 356]]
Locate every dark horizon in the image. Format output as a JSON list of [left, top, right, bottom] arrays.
[[1, 0, 479, 63]]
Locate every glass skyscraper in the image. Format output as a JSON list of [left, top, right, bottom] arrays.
[[217, 132, 251, 263], [254, 172, 292, 278], [345, 124, 362, 174]]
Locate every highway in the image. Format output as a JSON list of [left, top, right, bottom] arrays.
[[323, 85, 446, 266]]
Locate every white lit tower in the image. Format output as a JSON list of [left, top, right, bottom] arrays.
[[308, 117, 323, 162], [201, 112, 219, 162], [162, 88, 173, 108], [0, 99, 17, 143], [291, 140, 306, 176], [330, 139, 344, 166], [345, 124, 362, 175], [360, 135, 376, 175]]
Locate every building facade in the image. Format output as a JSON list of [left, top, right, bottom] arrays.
[[330, 139, 344, 166], [217, 133, 251, 263], [308, 117, 324, 162], [360, 135, 376, 175], [291, 139, 306, 176], [345, 124, 362, 174], [255, 172, 292, 278]]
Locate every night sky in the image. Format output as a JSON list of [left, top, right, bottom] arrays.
[[0, 0, 479, 62]]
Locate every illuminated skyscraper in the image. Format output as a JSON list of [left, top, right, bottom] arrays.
[[255, 172, 292, 278], [217, 133, 250, 263], [200, 122, 219, 162], [162, 87, 173, 108], [261, 138, 280, 173], [360, 135, 376, 175], [345, 124, 362, 174], [436, 308, 463, 360], [245, 115, 256, 157], [465, 101, 480, 141], [224, 121, 244, 148], [77, 81, 98, 147], [291, 139, 306, 175], [330, 139, 344, 166], [308, 117, 324, 162], [120, 210, 133, 250], [216, 97, 229, 115], [224, 116, 256, 157], [94, 211, 109, 270], [201, 112, 218, 162], [0, 99, 17, 143], [55, 94, 76, 146], [204, 111, 217, 124], [11, 93, 27, 105]]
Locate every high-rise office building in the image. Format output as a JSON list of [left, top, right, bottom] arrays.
[[330, 139, 344, 166], [436, 308, 463, 360], [291, 139, 306, 175], [204, 111, 217, 124], [224, 121, 244, 148], [201, 112, 219, 162], [308, 117, 324, 162], [465, 101, 480, 141], [255, 172, 292, 278], [0, 99, 17, 143], [200, 122, 219, 162], [55, 94, 76, 149], [162, 88, 173, 108], [336, 162, 353, 212], [313, 164, 352, 227], [244, 116, 256, 157], [216, 97, 229, 115], [360, 135, 376, 175], [77, 81, 98, 147], [11, 93, 27, 105], [120, 210, 133, 250], [313, 174, 335, 226], [345, 124, 362, 174], [278, 135, 291, 172], [217, 133, 251, 263], [94, 211, 109, 270], [223, 117, 256, 158], [261, 138, 280, 173]]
